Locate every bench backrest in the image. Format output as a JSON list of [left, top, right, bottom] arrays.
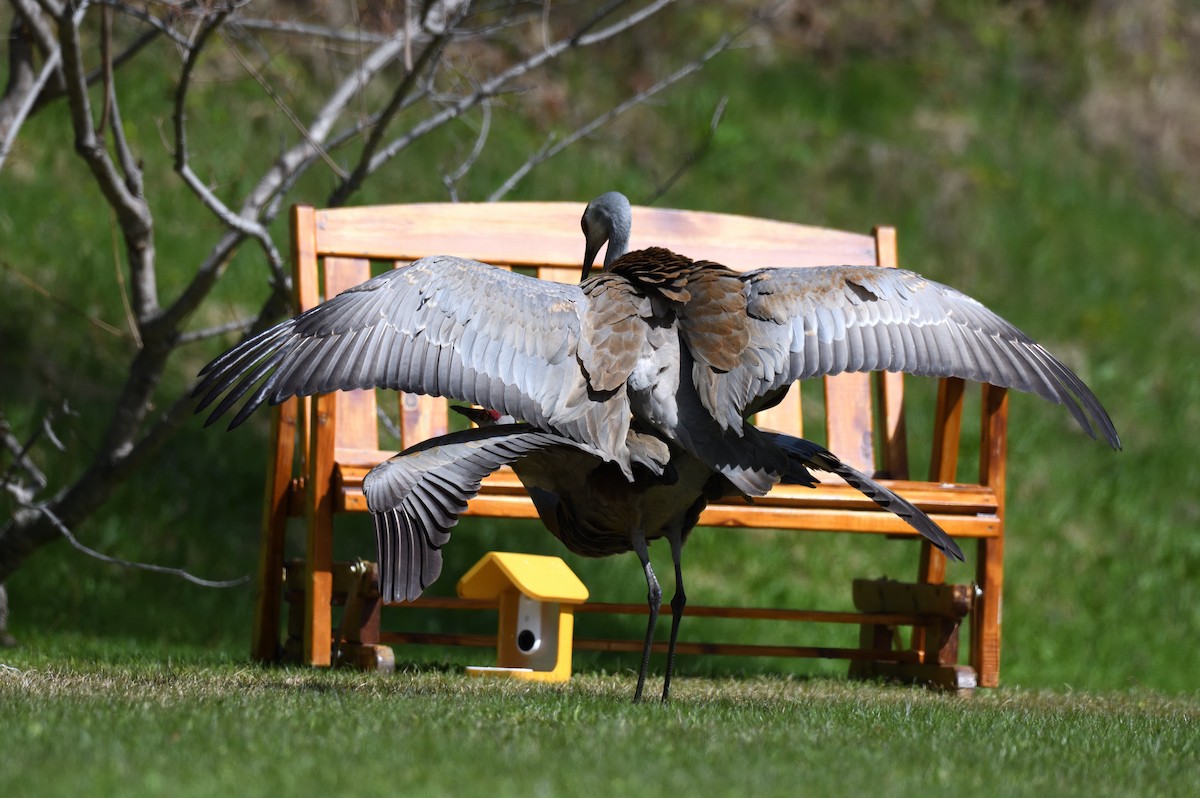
[[290, 201, 928, 479]]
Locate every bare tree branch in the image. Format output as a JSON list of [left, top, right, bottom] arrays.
[[443, 96, 492, 200], [177, 318, 257, 345], [37, 504, 250, 588], [57, 0, 158, 322], [0, 35, 62, 172]]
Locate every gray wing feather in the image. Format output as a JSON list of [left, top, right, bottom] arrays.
[[194, 256, 633, 462], [362, 424, 595, 603], [736, 266, 1120, 448]]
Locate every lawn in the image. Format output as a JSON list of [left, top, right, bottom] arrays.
[[2, 638, 1197, 798]]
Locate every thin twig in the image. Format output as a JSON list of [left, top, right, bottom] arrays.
[[108, 211, 143, 348], [231, 17, 397, 45], [490, 32, 735, 201], [442, 97, 492, 200], [644, 94, 728, 205], [0, 260, 126, 338], [36, 505, 250, 588], [218, 28, 347, 179]]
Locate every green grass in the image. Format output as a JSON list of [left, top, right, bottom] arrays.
[[2, 639, 1196, 798]]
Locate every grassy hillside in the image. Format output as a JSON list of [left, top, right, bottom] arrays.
[[2, 4, 1197, 695]]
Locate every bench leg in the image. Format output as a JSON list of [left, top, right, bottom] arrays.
[[252, 400, 298, 663], [972, 536, 1004, 687], [304, 394, 337, 667]]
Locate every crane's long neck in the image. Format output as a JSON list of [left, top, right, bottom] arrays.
[[604, 217, 631, 268]]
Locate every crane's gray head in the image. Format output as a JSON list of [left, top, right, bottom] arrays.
[[581, 191, 632, 280]]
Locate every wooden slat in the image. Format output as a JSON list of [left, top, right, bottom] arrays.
[[293, 205, 321, 312], [929, 377, 966, 483], [824, 372, 875, 474], [399, 393, 448, 449], [376, 631, 923, 663], [324, 258, 378, 452], [335, 469, 1001, 517], [311, 203, 878, 272], [754, 384, 802, 437], [974, 384, 1009, 688], [872, 226, 909, 478], [568, 638, 923, 662], [576, 602, 929, 626]]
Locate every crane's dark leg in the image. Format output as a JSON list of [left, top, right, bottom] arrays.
[[661, 523, 687, 702], [631, 526, 661, 703]]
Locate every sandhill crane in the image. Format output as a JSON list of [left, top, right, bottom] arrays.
[[364, 405, 959, 701]]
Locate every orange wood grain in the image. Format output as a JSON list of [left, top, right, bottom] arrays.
[[324, 258, 378, 452], [303, 392, 337, 667], [311, 202, 878, 272], [754, 384, 803, 437], [824, 372, 875, 474]]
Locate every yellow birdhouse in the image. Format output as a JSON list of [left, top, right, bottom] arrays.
[[457, 551, 589, 683]]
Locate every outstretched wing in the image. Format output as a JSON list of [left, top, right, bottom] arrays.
[[767, 432, 965, 562], [711, 266, 1119, 448], [363, 423, 592, 603], [193, 256, 632, 463]]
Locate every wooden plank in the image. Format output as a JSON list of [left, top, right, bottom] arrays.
[[929, 377, 966, 483], [376, 631, 925, 663], [292, 205, 321, 311], [824, 372, 875, 474], [575, 602, 931, 627], [754, 384, 803, 437], [569, 638, 924, 662], [324, 258, 378, 452], [399, 393, 448, 449], [311, 203, 878, 271], [335, 469, 1001, 517], [539, 265, 579, 285], [872, 226, 909, 478]]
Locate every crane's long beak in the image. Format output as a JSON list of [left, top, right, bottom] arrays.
[[582, 240, 602, 281]]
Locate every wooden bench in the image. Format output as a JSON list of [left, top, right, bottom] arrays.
[[252, 200, 1008, 690]]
